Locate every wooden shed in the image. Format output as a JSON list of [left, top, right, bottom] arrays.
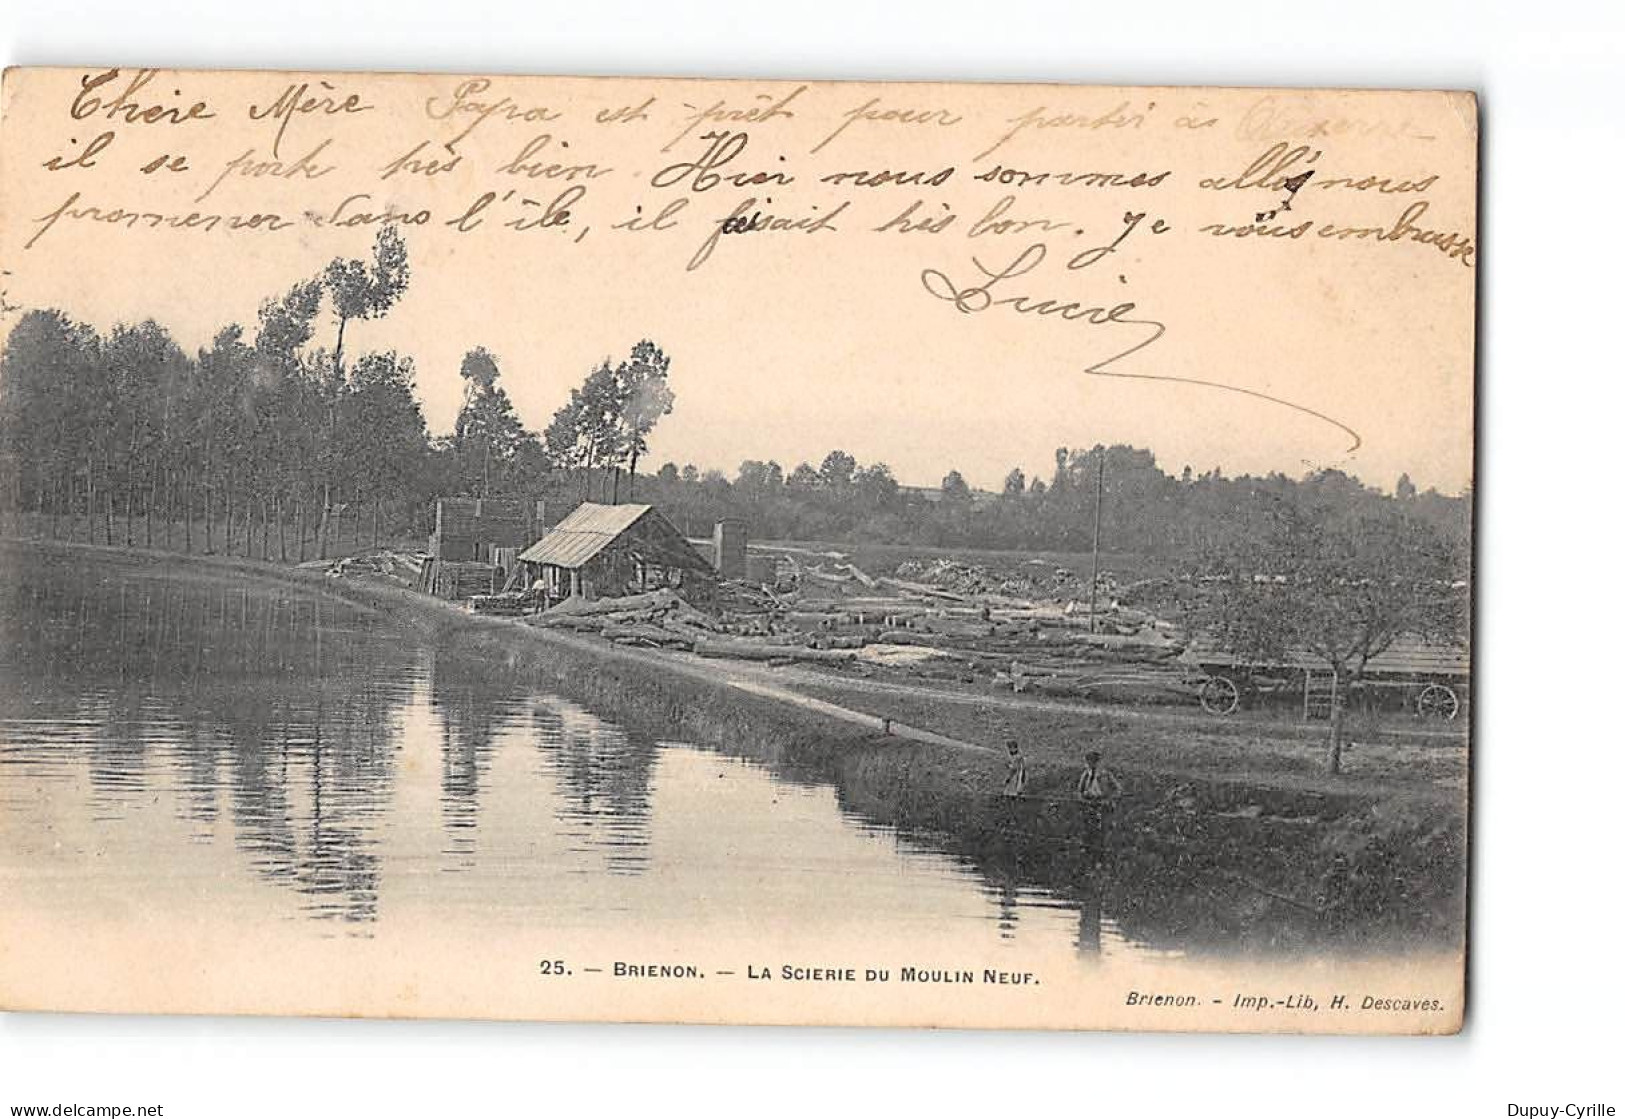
[[518, 503, 715, 606]]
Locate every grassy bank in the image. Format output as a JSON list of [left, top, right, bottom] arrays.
[[775, 673, 1467, 797]]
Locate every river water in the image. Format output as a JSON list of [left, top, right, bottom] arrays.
[[0, 547, 1159, 972]]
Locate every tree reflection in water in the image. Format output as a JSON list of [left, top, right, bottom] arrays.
[[0, 546, 1185, 958]]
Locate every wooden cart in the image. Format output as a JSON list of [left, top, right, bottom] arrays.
[[1182, 635, 1469, 721]]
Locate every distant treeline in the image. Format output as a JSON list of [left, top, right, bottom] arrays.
[[637, 447, 1469, 559], [0, 226, 1468, 563]]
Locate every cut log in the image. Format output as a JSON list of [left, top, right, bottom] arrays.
[[807, 633, 867, 650], [547, 588, 681, 617], [602, 623, 692, 647], [532, 613, 607, 631], [909, 617, 995, 638], [663, 619, 724, 645], [692, 639, 858, 664], [836, 562, 877, 589], [876, 576, 967, 602], [669, 604, 722, 631]]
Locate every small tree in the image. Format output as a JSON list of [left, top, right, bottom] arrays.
[[1195, 499, 1466, 774]]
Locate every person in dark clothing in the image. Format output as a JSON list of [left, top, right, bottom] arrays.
[[1076, 750, 1122, 801], [1076, 749, 1122, 852], [1001, 738, 1027, 797]]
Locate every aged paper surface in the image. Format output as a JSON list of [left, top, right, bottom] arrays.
[[0, 68, 1474, 1032]]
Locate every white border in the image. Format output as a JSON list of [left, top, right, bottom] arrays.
[[3, 2, 1620, 1116]]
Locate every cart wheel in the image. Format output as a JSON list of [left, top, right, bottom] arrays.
[[1199, 675, 1241, 715], [1416, 683, 1460, 721]]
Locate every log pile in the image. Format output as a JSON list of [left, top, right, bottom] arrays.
[[316, 548, 428, 586], [691, 638, 858, 665], [524, 587, 862, 663], [497, 545, 1191, 702], [469, 590, 526, 615]]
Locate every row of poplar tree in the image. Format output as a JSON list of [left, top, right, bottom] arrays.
[[0, 227, 676, 560]]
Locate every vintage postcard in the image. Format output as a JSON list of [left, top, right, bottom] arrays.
[[0, 68, 1475, 1032]]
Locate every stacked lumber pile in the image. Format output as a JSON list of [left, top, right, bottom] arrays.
[[502, 546, 1189, 699], [525, 587, 859, 663], [715, 580, 780, 614], [469, 590, 526, 615], [317, 549, 428, 586], [691, 638, 857, 664], [892, 556, 1120, 602], [390, 551, 427, 583], [737, 553, 1187, 691], [528, 588, 714, 646], [415, 557, 499, 599]]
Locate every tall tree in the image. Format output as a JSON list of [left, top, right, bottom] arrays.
[[546, 341, 676, 504], [1192, 500, 1467, 774], [454, 347, 533, 497], [339, 351, 431, 544], [252, 281, 325, 558], [323, 226, 410, 378], [102, 320, 189, 547], [314, 227, 412, 554], [193, 324, 254, 553], [545, 360, 626, 501], [615, 340, 675, 500], [0, 310, 101, 534]]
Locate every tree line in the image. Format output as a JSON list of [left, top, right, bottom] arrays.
[[638, 444, 1469, 560], [0, 228, 677, 560], [0, 225, 1467, 577]]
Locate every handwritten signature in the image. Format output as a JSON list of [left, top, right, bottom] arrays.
[[919, 242, 1362, 453]]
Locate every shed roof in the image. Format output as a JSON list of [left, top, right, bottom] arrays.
[[519, 502, 713, 574], [519, 503, 652, 569]]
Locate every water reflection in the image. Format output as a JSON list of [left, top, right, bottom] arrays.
[[534, 696, 655, 875], [0, 545, 1173, 961]]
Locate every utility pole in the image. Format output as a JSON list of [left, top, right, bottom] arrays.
[[1087, 450, 1105, 634]]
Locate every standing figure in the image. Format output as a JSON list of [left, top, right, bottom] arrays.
[[1076, 750, 1122, 802], [1076, 749, 1122, 852], [1001, 738, 1027, 798]]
